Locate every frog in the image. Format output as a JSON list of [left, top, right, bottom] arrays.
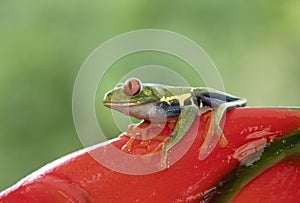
[[103, 78, 247, 168]]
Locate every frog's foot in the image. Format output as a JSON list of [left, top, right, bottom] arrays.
[[142, 136, 169, 169], [142, 137, 170, 170], [121, 135, 136, 153], [218, 132, 228, 147], [198, 113, 228, 160], [121, 121, 147, 153]]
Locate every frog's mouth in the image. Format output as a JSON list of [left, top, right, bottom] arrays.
[[103, 102, 156, 120]]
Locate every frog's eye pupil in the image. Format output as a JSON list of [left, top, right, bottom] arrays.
[[128, 81, 133, 91], [124, 78, 142, 96]]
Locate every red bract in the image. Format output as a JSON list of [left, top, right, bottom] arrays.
[[232, 157, 300, 203], [0, 108, 300, 202]]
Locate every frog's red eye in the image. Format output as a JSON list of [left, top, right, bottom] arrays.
[[123, 78, 142, 96]]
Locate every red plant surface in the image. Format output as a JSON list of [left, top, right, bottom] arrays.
[[0, 108, 300, 202]]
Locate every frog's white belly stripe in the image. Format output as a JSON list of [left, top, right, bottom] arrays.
[[107, 102, 180, 122]]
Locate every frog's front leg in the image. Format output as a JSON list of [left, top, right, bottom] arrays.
[[160, 105, 199, 168]]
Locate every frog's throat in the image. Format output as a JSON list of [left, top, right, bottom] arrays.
[[104, 102, 156, 120]]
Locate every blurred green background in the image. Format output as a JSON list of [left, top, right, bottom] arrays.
[[1, 1, 300, 191]]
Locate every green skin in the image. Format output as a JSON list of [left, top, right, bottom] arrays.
[[103, 79, 247, 168]]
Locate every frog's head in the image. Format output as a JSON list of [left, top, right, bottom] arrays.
[[103, 78, 174, 120]]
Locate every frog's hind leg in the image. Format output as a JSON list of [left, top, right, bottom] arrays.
[[199, 94, 247, 159], [160, 105, 199, 169], [214, 98, 247, 144]]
